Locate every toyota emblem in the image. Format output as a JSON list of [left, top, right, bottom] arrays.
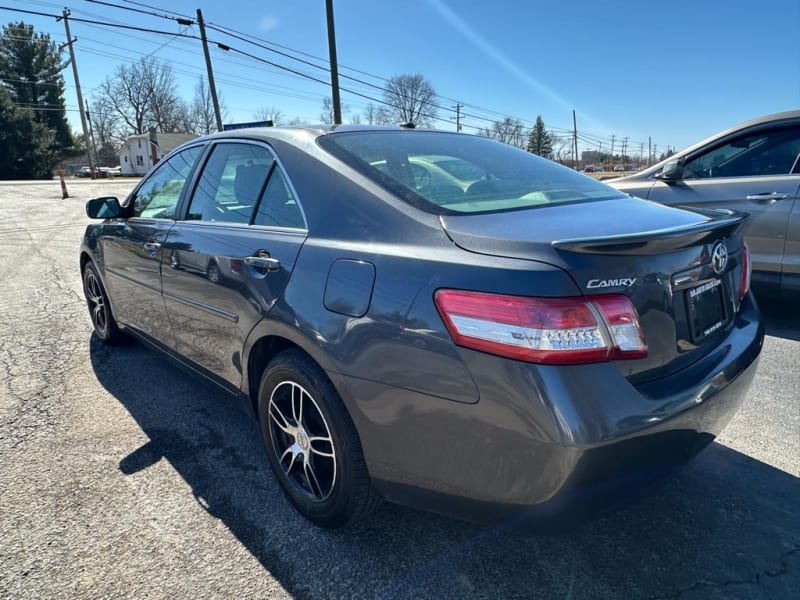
[[711, 241, 728, 274]]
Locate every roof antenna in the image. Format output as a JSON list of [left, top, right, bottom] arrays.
[[399, 122, 416, 129]]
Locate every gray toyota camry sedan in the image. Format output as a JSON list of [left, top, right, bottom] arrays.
[[80, 125, 763, 529]]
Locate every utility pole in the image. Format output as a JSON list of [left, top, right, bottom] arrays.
[[622, 136, 628, 162], [453, 103, 462, 132], [639, 142, 644, 167], [59, 9, 96, 179], [609, 134, 616, 169], [85, 99, 97, 168], [572, 110, 579, 169], [196, 9, 223, 132], [325, 0, 342, 125], [648, 136, 652, 166]]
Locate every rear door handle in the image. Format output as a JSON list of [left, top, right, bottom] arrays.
[[745, 192, 790, 202], [244, 256, 281, 270], [143, 242, 161, 251]]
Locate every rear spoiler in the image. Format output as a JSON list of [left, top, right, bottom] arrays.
[[552, 210, 747, 255]]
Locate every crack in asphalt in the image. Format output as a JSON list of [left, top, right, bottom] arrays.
[[650, 545, 800, 599]]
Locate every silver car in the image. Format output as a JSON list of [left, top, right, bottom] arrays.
[[610, 110, 800, 300]]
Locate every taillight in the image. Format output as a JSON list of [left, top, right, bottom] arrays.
[[739, 242, 751, 301], [434, 290, 647, 365]]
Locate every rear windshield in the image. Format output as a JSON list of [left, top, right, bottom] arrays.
[[318, 130, 623, 215]]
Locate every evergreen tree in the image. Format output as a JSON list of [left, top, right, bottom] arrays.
[[0, 22, 73, 152], [526, 115, 553, 158], [0, 87, 57, 179]]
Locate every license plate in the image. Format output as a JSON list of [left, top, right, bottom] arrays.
[[686, 279, 726, 342]]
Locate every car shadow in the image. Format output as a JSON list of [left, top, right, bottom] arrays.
[[89, 337, 800, 599], [759, 298, 800, 342]]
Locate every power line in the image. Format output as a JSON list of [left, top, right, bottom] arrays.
[[85, 0, 192, 24], [109, 0, 192, 20], [1, 2, 661, 146], [79, 2, 570, 132], [74, 41, 326, 103]]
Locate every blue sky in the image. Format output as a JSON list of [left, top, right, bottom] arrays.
[[4, 0, 799, 155]]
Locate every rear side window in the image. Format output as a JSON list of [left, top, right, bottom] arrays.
[[253, 168, 305, 228], [187, 143, 274, 223], [318, 131, 622, 215]]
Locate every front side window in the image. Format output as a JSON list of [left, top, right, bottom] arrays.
[[682, 127, 800, 179], [129, 145, 204, 219], [187, 143, 273, 224], [319, 131, 621, 215]]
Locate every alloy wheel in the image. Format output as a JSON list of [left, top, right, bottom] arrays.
[[268, 381, 337, 502], [84, 270, 108, 336]]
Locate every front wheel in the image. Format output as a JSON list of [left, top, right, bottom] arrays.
[[82, 261, 126, 344], [258, 349, 381, 528]]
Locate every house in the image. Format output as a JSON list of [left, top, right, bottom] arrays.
[[118, 130, 197, 176]]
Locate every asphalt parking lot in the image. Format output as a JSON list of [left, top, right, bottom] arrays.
[[1, 180, 798, 599]]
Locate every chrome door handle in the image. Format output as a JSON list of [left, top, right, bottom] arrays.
[[244, 256, 281, 270], [745, 192, 790, 201], [143, 242, 161, 251]]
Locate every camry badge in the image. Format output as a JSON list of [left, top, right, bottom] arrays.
[[586, 278, 637, 289], [711, 241, 728, 274]]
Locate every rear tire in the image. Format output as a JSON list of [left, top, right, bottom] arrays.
[[82, 261, 126, 345], [257, 349, 381, 528]]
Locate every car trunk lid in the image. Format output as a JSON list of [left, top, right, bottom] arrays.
[[439, 197, 749, 382]]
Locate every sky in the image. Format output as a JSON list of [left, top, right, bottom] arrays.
[[3, 0, 799, 157]]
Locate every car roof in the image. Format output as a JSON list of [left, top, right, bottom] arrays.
[[199, 123, 428, 145]]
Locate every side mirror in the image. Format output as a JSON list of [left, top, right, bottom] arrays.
[[86, 196, 121, 219], [656, 160, 683, 182]]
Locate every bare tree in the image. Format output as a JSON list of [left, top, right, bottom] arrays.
[[382, 74, 437, 127], [254, 106, 282, 126], [190, 78, 225, 134], [144, 59, 185, 132], [320, 97, 334, 124], [551, 136, 574, 165], [363, 103, 376, 125], [360, 102, 392, 125], [89, 97, 120, 145], [96, 64, 150, 135], [478, 117, 526, 149], [320, 97, 349, 124], [94, 57, 189, 137], [87, 97, 122, 164]]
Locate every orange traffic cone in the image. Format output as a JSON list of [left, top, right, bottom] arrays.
[[58, 170, 69, 199]]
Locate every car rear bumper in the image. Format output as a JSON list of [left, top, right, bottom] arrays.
[[332, 293, 763, 525]]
